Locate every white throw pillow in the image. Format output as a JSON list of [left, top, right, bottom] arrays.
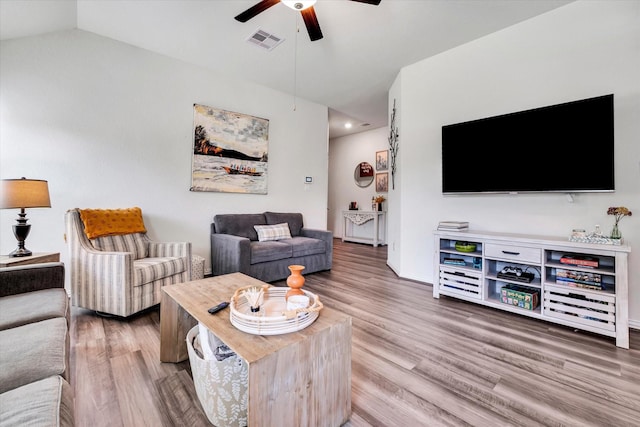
[[253, 223, 292, 242]]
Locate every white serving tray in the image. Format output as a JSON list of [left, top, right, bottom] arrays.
[[230, 286, 322, 335]]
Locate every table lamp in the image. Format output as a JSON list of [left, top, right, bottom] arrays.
[[0, 177, 51, 257]]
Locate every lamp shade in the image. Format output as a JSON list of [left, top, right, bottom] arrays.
[[0, 178, 51, 209]]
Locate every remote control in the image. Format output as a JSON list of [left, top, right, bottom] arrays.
[[208, 302, 229, 314]]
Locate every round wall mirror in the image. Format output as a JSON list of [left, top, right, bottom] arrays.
[[354, 162, 374, 188]]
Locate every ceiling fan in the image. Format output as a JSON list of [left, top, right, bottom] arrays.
[[234, 0, 381, 42]]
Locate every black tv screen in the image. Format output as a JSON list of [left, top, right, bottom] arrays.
[[442, 94, 614, 194]]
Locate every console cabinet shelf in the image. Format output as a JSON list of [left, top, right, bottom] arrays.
[[433, 230, 631, 348]]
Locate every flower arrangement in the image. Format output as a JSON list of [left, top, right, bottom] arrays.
[[607, 206, 632, 239], [374, 195, 386, 203], [607, 206, 632, 223]]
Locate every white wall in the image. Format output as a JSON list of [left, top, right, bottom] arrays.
[[328, 126, 389, 238], [390, 1, 640, 322], [0, 29, 329, 275], [386, 87, 402, 275]]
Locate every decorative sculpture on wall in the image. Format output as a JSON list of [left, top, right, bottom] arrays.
[[388, 99, 399, 189]]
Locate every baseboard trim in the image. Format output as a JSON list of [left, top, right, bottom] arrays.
[[386, 261, 400, 277], [629, 319, 640, 330]]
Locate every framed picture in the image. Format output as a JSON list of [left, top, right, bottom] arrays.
[[191, 104, 269, 194], [375, 172, 388, 193], [375, 150, 388, 171]]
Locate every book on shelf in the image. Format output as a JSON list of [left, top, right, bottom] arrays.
[[559, 254, 599, 268], [443, 258, 466, 266], [556, 268, 601, 283], [556, 277, 603, 290], [438, 221, 469, 231]]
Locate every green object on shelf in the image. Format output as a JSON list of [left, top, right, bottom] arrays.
[[455, 241, 476, 252], [610, 223, 622, 239], [500, 285, 540, 310]]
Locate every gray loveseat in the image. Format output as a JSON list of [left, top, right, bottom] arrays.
[[0, 262, 74, 426], [210, 212, 332, 282]]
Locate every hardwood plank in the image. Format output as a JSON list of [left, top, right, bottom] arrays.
[[493, 373, 640, 426], [71, 238, 640, 426], [130, 309, 184, 382], [109, 350, 171, 426], [342, 411, 373, 427], [156, 370, 210, 426], [103, 314, 141, 359], [70, 308, 124, 427], [73, 336, 124, 427], [352, 344, 513, 427]]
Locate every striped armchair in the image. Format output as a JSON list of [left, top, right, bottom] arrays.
[[65, 208, 192, 317]]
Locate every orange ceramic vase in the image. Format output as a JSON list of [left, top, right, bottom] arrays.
[[286, 265, 305, 300]]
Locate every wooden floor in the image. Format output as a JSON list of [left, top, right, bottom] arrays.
[[71, 239, 640, 426]]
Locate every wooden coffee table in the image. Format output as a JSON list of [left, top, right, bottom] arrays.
[[160, 272, 352, 427]]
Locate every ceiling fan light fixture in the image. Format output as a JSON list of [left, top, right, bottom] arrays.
[[282, 0, 316, 11], [236, 0, 379, 42]]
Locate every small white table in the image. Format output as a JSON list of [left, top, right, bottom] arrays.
[[342, 210, 386, 247]]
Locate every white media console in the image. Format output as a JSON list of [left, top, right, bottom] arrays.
[[433, 230, 631, 348]]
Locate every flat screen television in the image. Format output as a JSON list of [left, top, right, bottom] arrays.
[[442, 94, 614, 194]]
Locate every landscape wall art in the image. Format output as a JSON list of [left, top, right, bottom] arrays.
[[191, 104, 269, 194]]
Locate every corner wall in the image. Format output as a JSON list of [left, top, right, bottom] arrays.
[[0, 29, 329, 275], [328, 127, 389, 238], [390, 1, 640, 323]]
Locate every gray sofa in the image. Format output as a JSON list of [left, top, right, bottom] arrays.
[[0, 262, 74, 426], [211, 212, 332, 282]]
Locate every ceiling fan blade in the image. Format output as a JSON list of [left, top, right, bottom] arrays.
[[235, 0, 281, 23], [349, 0, 381, 5], [301, 6, 323, 41]]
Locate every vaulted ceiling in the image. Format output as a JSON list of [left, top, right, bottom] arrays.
[[0, 0, 573, 138]]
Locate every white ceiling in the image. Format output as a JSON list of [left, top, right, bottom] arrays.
[[0, 0, 573, 138]]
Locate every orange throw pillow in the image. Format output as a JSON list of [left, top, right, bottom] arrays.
[[79, 207, 147, 239]]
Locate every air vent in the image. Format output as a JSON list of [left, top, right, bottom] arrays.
[[246, 29, 284, 51]]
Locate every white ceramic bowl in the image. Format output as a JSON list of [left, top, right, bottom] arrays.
[[286, 295, 310, 311]]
